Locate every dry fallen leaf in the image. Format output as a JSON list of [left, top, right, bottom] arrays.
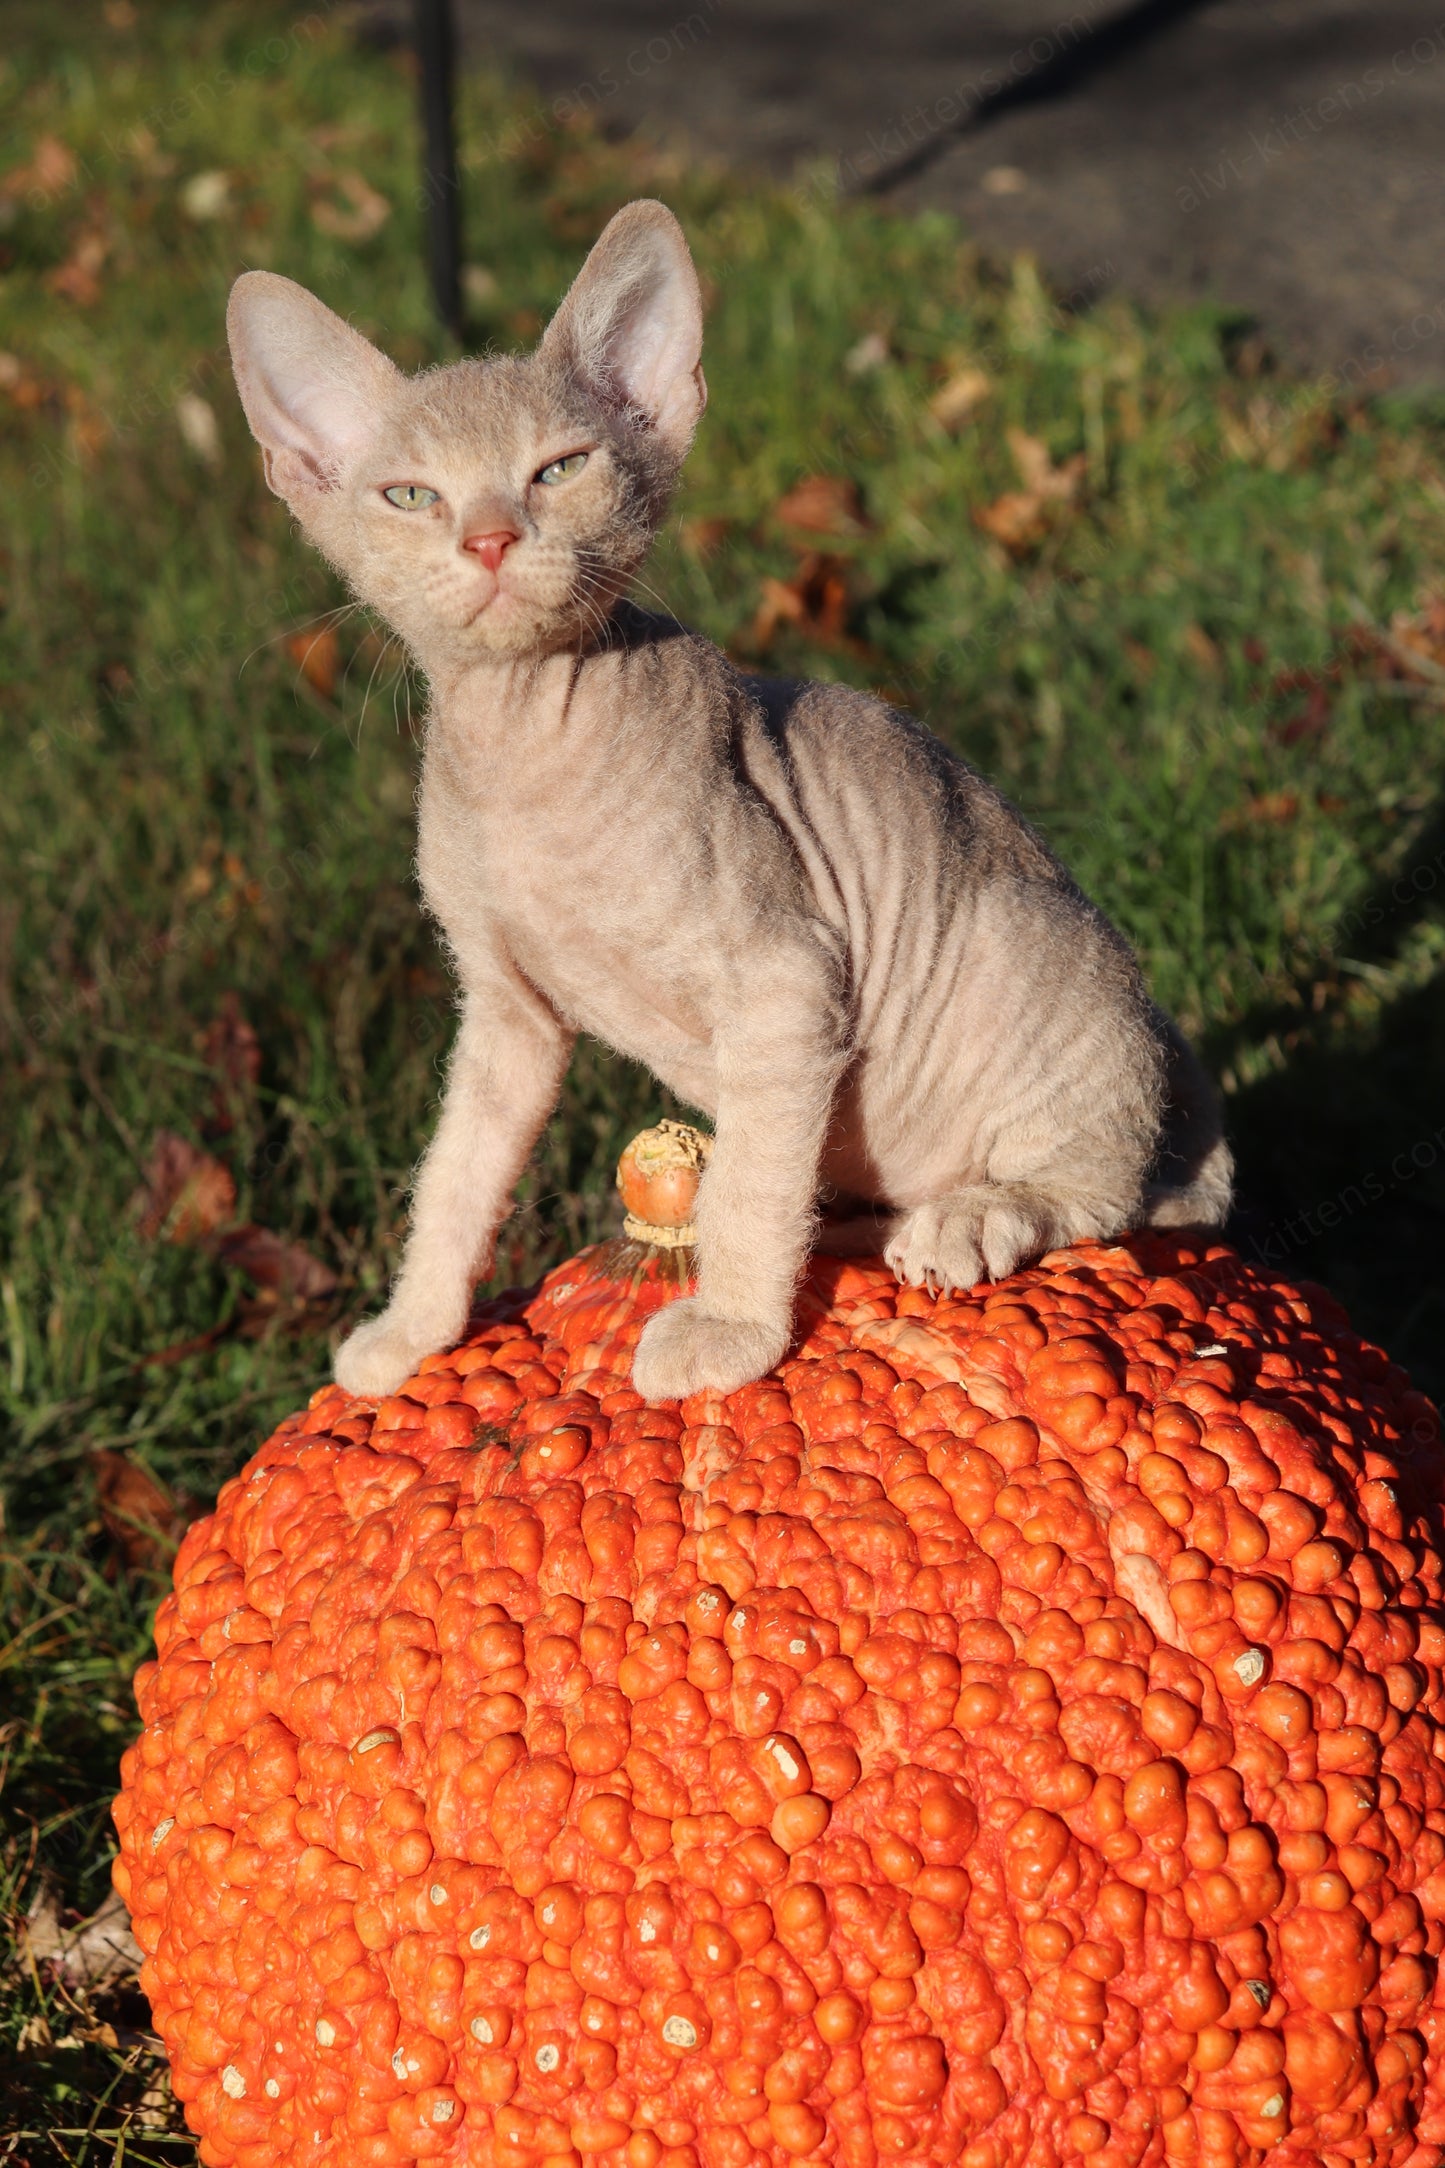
[[1007, 427, 1085, 500], [679, 515, 732, 558], [928, 365, 992, 433], [45, 229, 108, 306], [23, 1886, 142, 1992], [135, 1130, 236, 1241], [0, 350, 50, 409], [773, 474, 871, 538], [1270, 682, 1330, 745], [201, 993, 261, 1133], [1182, 622, 1223, 672], [974, 427, 1086, 554], [214, 1224, 338, 1303], [1382, 598, 1445, 679], [973, 491, 1052, 553], [310, 170, 390, 242], [1221, 790, 1300, 833], [1124, 637, 1156, 682], [286, 626, 340, 698], [64, 382, 110, 460], [749, 552, 856, 653], [202, 993, 261, 1095], [92, 1448, 187, 1573], [1, 133, 78, 204]]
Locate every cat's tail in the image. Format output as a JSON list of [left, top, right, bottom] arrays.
[[1142, 1010, 1234, 1231], [1144, 1132, 1234, 1229]]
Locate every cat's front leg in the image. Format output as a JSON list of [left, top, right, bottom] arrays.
[[633, 947, 846, 1401], [335, 974, 573, 1398]]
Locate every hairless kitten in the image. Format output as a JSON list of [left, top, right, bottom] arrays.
[[226, 200, 1231, 1404]]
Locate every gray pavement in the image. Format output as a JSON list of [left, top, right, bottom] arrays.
[[411, 0, 1445, 386]]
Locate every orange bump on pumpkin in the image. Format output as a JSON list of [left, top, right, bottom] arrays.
[[114, 1130, 1445, 2168]]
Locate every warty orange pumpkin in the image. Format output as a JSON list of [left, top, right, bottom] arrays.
[[114, 1126, 1445, 2168]]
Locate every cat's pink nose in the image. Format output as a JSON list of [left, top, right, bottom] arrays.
[[462, 529, 519, 572]]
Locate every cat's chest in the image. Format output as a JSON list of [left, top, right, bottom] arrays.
[[417, 745, 712, 1056], [421, 746, 646, 939]]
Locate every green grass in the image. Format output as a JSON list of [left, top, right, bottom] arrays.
[[5, 1, 1445, 2154]]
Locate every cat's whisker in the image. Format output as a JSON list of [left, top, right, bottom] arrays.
[[393, 647, 420, 740], [238, 600, 361, 684], [354, 628, 400, 750], [620, 569, 678, 620]]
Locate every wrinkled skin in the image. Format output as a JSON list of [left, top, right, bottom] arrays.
[[116, 1233, 1445, 2168]]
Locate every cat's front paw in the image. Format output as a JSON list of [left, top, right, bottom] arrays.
[[335, 1310, 451, 1398], [632, 1301, 785, 1402]]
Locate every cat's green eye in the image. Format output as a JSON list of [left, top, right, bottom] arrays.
[[383, 484, 439, 509], [536, 452, 589, 485]]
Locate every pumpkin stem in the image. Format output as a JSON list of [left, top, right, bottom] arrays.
[[616, 1120, 712, 1247]]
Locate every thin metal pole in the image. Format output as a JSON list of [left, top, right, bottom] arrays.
[[413, 0, 462, 339]]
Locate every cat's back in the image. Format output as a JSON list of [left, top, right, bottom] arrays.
[[728, 665, 1068, 912]]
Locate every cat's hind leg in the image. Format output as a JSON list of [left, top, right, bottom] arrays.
[[884, 1179, 1127, 1295]]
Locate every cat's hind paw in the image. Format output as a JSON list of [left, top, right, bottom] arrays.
[[885, 1182, 1077, 1294], [632, 1300, 785, 1402], [335, 1310, 451, 1399]]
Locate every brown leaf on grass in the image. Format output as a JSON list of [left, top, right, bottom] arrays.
[[135, 1130, 236, 1241], [23, 1886, 141, 1992], [1, 134, 78, 205], [974, 427, 1085, 555], [92, 1448, 187, 1573], [1182, 622, 1222, 672], [773, 475, 872, 538], [202, 993, 261, 1095], [45, 230, 108, 306], [1124, 638, 1156, 682], [749, 552, 859, 654], [973, 491, 1051, 553], [1220, 790, 1300, 833], [310, 171, 390, 241], [0, 351, 51, 409], [65, 384, 110, 461], [1007, 428, 1085, 501], [1378, 598, 1445, 683], [285, 626, 339, 698], [137, 1324, 230, 1368], [200, 993, 261, 1134], [679, 515, 732, 558], [213, 1224, 338, 1303], [1270, 682, 1331, 745], [928, 365, 992, 434]]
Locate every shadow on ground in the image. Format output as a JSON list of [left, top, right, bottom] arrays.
[[1223, 799, 1445, 1399]]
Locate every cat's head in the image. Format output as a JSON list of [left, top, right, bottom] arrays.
[[226, 200, 705, 668]]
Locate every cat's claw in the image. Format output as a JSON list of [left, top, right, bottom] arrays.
[[335, 1310, 451, 1398], [632, 1300, 785, 1402], [886, 1183, 1072, 1295]]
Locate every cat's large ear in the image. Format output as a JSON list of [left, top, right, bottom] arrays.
[[227, 272, 400, 504], [539, 200, 706, 456]]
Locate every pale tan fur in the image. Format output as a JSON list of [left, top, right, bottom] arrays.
[[226, 202, 1231, 1403]]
